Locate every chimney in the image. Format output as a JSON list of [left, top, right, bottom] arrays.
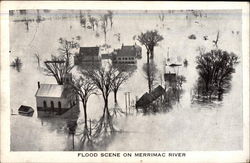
[[37, 81, 40, 89]]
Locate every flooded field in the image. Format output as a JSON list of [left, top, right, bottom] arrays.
[[10, 10, 242, 151]]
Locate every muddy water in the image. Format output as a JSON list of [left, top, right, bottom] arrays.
[[10, 10, 242, 151]]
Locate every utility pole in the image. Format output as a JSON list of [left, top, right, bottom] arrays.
[[128, 92, 131, 114], [124, 92, 127, 116]]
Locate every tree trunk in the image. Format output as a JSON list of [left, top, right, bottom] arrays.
[[83, 102, 88, 130], [103, 29, 107, 45], [147, 51, 151, 93], [25, 21, 29, 31], [218, 86, 223, 101], [114, 90, 118, 104], [150, 46, 154, 59], [103, 97, 109, 115]]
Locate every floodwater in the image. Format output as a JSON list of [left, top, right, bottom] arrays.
[[10, 10, 242, 151]]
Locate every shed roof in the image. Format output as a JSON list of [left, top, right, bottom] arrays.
[[79, 47, 99, 56], [35, 84, 64, 98], [136, 92, 153, 107], [150, 85, 166, 100], [18, 105, 34, 112], [136, 85, 165, 108]]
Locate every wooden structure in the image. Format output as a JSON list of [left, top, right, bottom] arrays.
[[35, 73, 79, 118]]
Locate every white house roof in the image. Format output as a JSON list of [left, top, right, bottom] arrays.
[[35, 84, 64, 98]]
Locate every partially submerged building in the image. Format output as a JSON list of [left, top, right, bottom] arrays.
[[164, 72, 177, 88], [74, 46, 101, 65], [18, 105, 34, 117], [112, 44, 142, 64], [35, 74, 79, 118], [136, 85, 166, 110]]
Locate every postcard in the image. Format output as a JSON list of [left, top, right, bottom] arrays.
[[1, 1, 249, 163]]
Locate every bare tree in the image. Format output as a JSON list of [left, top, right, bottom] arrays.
[[80, 17, 87, 28], [70, 73, 97, 147], [107, 10, 113, 28], [111, 66, 131, 104], [82, 65, 117, 143], [36, 9, 42, 23], [34, 52, 41, 67], [142, 61, 159, 92], [100, 14, 109, 44], [114, 33, 121, 42], [158, 12, 165, 22], [137, 30, 164, 59], [24, 20, 29, 31], [58, 38, 79, 67], [212, 31, 220, 48], [79, 11, 86, 28], [158, 11, 165, 28], [88, 15, 97, 31], [43, 55, 73, 85]]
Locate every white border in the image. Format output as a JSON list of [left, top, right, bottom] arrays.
[[1, 1, 249, 163]]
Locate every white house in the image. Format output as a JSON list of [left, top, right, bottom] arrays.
[[35, 74, 79, 118]]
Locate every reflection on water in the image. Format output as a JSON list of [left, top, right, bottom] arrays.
[[10, 10, 242, 151], [10, 57, 22, 72]]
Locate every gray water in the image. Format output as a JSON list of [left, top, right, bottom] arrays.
[[10, 10, 242, 151]]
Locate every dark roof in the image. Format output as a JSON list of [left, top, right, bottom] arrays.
[[136, 92, 153, 107], [136, 85, 165, 108], [18, 105, 34, 112], [79, 47, 99, 56], [117, 45, 137, 57], [150, 85, 166, 100]]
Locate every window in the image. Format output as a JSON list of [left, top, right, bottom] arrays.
[[43, 101, 47, 108], [51, 101, 54, 108], [58, 101, 61, 108]]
